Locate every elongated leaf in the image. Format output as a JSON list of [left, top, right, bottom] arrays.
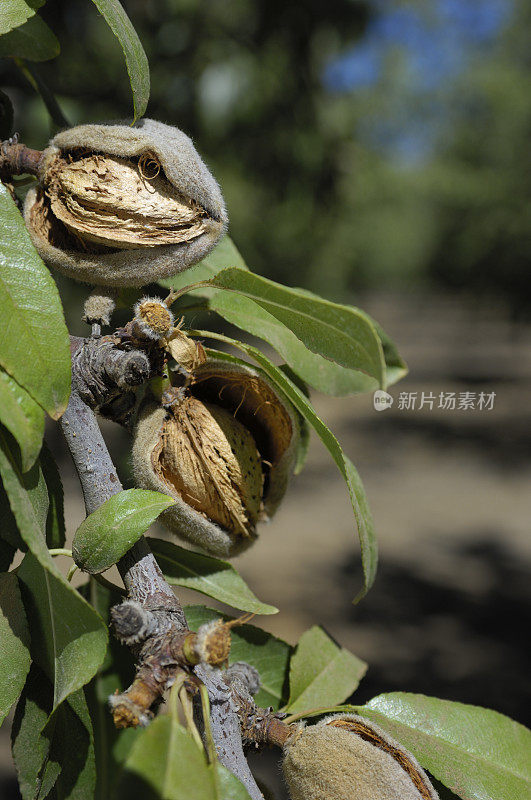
[[185, 606, 291, 710], [11, 664, 59, 800], [18, 553, 108, 713], [356, 693, 531, 800], [151, 538, 277, 615], [0, 0, 45, 38], [196, 339, 378, 600], [72, 489, 175, 574], [119, 714, 215, 800], [216, 764, 253, 800], [0, 14, 59, 61], [205, 269, 386, 387], [158, 236, 248, 294], [208, 291, 384, 396], [12, 664, 96, 800], [80, 581, 140, 799], [15, 58, 70, 128], [40, 442, 65, 549], [0, 368, 44, 471], [286, 626, 367, 713], [0, 183, 70, 418], [90, 0, 149, 122], [0, 572, 31, 724]]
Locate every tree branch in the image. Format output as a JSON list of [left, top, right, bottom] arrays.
[[61, 332, 265, 799]]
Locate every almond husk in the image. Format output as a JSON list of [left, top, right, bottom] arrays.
[[131, 358, 299, 558], [23, 119, 228, 286], [283, 714, 439, 800]]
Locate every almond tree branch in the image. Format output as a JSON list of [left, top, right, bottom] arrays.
[[61, 333, 264, 800]]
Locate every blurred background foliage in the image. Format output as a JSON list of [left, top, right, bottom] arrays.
[[1, 0, 529, 312]]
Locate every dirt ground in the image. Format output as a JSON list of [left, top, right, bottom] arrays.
[[1, 291, 530, 799]]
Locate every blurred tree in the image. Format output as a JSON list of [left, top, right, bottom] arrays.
[[0, 0, 528, 310]]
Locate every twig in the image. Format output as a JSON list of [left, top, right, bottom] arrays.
[[61, 332, 265, 800]]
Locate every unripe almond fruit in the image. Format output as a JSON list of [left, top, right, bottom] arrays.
[[282, 714, 439, 800], [24, 119, 227, 286], [131, 358, 299, 558]]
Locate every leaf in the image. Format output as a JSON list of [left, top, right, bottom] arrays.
[[17, 553, 108, 713], [119, 714, 215, 800], [11, 664, 59, 800], [207, 291, 385, 396], [286, 625, 367, 713], [205, 268, 386, 387], [0, 183, 70, 418], [0, 367, 44, 471], [185, 606, 291, 710], [216, 764, 253, 800], [0, 572, 31, 725], [72, 489, 175, 574], [0, 14, 59, 61], [0, 0, 45, 38], [356, 692, 531, 800], [11, 664, 96, 800], [40, 442, 66, 549], [157, 235, 248, 293], [15, 58, 70, 129], [198, 339, 378, 600], [150, 538, 278, 615], [80, 581, 140, 799], [89, 0, 149, 122]]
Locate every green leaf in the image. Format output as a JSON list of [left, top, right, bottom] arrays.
[[356, 693, 531, 800], [205, 268, 386, 387], [286, 625, 367, 713], [0, 0, 45, 37], [11, 664, 96, 800], [0, 368, 44, 471], [80, 581, 140, 799], [119, 715, 215, 800], [15, 58, 70, 129], [11, 664, 59, 800], [151, 538, 277, 615], [17, 553, 108, 713], [89, 0, 149, 122], [0, 572, 31, 725], [157, 235, 248, 293], [197, 338, 378, 600], [0, 183, 70, 418], [216, 764, 253, 800], [185, 606, 291, 710], [0, 14, 59, 61], [207, 291, 382, 396], [72, 489, 175, 574], [40, 442, 65, 549]]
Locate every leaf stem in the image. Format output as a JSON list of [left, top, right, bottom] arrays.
[[199, 682, 217, 765], [48, 548, 73, 558], [66, 563, 79, 582], [179, 684, 204, 751]]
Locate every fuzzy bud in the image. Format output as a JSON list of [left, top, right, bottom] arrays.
[[133, 296, 174, 340], [282, 714, 439, 800], [24, 119, 227, 287], [131, 358, 299, 558], [82, 289, 116, 326]]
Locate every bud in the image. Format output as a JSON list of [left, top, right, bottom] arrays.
[[282, 714, 439, 800], [23, 119, 227, 286], [131, 358, 299, 557]]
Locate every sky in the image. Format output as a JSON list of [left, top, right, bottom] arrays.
[[323, 0, 513, 162]]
